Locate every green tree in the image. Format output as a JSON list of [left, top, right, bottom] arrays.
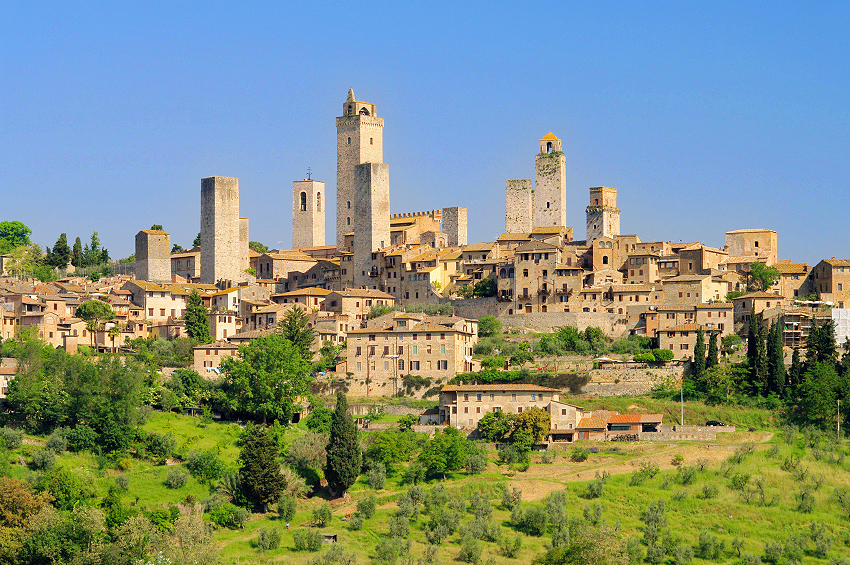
[[747, 313, 768, 395], [71, 237, 83, 267], [0, 221, 32, 254], [706, 331, 719, 370], [239, 424, 285, 512], [473, 277, 497, 297], [5, 245, 41, 279], [692, 328, 705, 383], [476, 411, 515, 442], [171, 244, 184, 253], [767, 320, 785, 396], [220, 333, 312, 423], [533, 525, 627, 565], [419, 426, 468, 479], [456, 284, 474, 299], [805, 318, 837, 368], [193, 232, 201, 247], [184, 290, 212, 343], [515, 406, 551, 443], [76, 300, 115, 347], [325, 392, 361, 496], [249, 241, 269, 254], [47, 233, 71, 268], [788, 347, 803, 391], [277, 306, 316, 361], [478, 316, 501, 338], [150, 224, 164, 231], [797, 361, 849, 426], [748, 262, 781, 291]]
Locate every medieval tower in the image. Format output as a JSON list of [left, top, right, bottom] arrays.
[[200, 176, 251, 287], [292, 178, 325, 248], [505, 133, 567, 233], [586, 186, 620, 242], [533, 133, 567, 228], [441, 206, 468, 247], [336, 89, 384, 250], [135, 229, 170, 283]]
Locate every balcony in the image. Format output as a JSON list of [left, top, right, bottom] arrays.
[[368, 267, 380, 277], [538, 287, 551, 296], [555, 286, 571, 295]]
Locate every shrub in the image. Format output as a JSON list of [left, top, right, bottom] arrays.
[[796, 486, 816, 513], [46, 428, 68, 452], [520, 504, 548, 536], [313, 502, 332, 527], [0, 427, 23, 450], [677, 465, 697, 485], [571, 447, 589, 462], [30, 449, 56, 471], [349, 513, 365, 530], [257, 527, 281, 551], [367, 462, 386, 489], [630, 461, 659, 486], [671, 453, 684, 466], [540, 451, 555, 464], [164, 468, 188, 489], [700, 483, 719, 499], [146, 432, 176, 463], [634, 352, 656, 362], [403, 461, 426, 485], [459, 534, 482, 564], [208, 502, 249, 529], [357, 493, 377, 519], [646, 543, 666, 564], [292, 528, 322, 552], [114, 475, 130, 490], [500, 533, 522, 557], [278, 495, 297, 521], [763, 539, 783, 563], [465, 450, 487, 474], [66, 425, 98, 452], [186, 449, 226, 483]]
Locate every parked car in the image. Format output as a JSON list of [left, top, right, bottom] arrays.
[[705, 420, 725, 427]]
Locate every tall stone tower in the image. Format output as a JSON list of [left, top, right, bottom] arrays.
[[505, 179, 533, 233], [533, 133, 566, 228], [352, 163, 390, 288], [135, 229, 170, 283], [292, 179, 325, 248], [336, 89, 384, 249], [442, 206, 468, 247], [201, 176, 250, 287], [586, 186, 620, 243]]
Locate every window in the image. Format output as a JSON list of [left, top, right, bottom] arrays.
[[440, 345, 446, 354], [490, 393, 495, 401], [511, 393, 517, 401], [412, 345, 418, 354], [476, 394, 482, 401], [517, 407, 523, 413], [562, 409, 567, 415], [476, 407, 481, 414], [464, 407, 468, 413], [464, 394, 469, 401], [356, 346, 361, 356], [438, 360, 448, 370], [398, 359, 404, 370], [356, 362, 361, 370], [410, 361, 420, 370]]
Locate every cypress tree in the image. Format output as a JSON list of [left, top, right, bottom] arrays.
[[706, 331, 719, 369], [239, 424, 285, 513], [325, 392, 361, 497], [692, 328, 705, 383], [184, 289, 212, 343], [48, 233, 71, 268], [788, 348, 803, 392], [71, 237, 83, 267], [766, 320, 785, 396]]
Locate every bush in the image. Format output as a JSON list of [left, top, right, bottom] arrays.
[[520, 504, 548, 536], [465, 450, 487, 474], [292, 528, 322, 552], [587, 471, 609, 498], [349, 513, 365, 530], [357, 493, 377, 519], [208, 502, 249, 529], [30, 449, 56, 471], [634, 352, 656, 362], [164, 468, 188, 489], [257, 527, 281, 551], [66, 425, 98, 452], [500, 533, 522, 557], [630, 461, 659, 486], [146, 432, 176, 463], [571, 447, 589, 462], [278, 495, 297, 521], [459, 534, 482, 564], [186, 449, 226, 483], [700, 483, 719, 499], [46, 428, 68, 452], [114, 475, 130, 490], [652, 349, 675, 362], [763, 539, 783, 563], [313, 502, 332, 527], [0, 427, 23, 450]]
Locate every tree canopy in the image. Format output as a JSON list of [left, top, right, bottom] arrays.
[[219, 333, 312, 423], [748, 261, 781, 291], [0, 221, 32, 254], [239, 424, 285, 512], [184, 290, 212, 343], [278, 306, 316, 361]]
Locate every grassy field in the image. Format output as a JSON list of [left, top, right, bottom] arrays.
[[7, 398, 850, 564]]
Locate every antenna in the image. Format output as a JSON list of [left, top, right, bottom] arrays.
[[306, 167, 312, 180]]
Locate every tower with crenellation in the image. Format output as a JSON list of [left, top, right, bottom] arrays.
[[585, 186, 620, 243]]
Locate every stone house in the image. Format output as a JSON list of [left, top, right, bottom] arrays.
[[193, 340, 239, 374], [255, 251, 318, 281], [272, 287, 333, 309], [438, 383, 573, 430], [122, 280, 188, 323], [725, 229, 777, 265], [812, 258, 850, 308], [772, 261, 813, 299], [732, 291, 787, 324], [323, 288, 395, 326], [657, 324, 721, 357], [171, 248, 201, 281]]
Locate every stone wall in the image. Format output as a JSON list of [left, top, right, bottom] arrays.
[[637, 430, 717, 441], [659, 425, 737, 433], [583, 366, 683, 396]]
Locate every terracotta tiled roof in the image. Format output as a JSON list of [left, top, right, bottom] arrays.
[[576, 415, 609, 429], [774, 262, 809, 273], [462, 242, 496, 252], [278, 287, 332, 297], [823, 259, 850, 267], [497, 233, 531, 241], [664, 324, 720, 332], [330, 288, 395, 299], [441, 384, 560, 392], [726, 228, 775, 234], [695, 302, 732, 308], [530, 226, 563, 234], [732, 291, 783, 300]]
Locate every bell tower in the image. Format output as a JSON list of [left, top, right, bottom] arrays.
[[533, 132, 566, 228]]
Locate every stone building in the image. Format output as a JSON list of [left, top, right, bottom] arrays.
[[812, 258, 850, 308], [135, 229, 171, 283], [200, 176, 251, 287], [586, 187, 620, 243], [724, 229, 778, 265], [336, 89, 384, 249], [292, 178, 325, 249], [442, 207, 468, 247], [170, 248, 201, 281], [534, 133, 567, 228], [505, 179, 533, 233], [353, 162, 390, 288]]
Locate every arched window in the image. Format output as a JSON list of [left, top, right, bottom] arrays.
[[347, 137, 351, 144], [347, 217, 351, 225], [347, 105, 353, 114], [500, 268, 506, 278], [508, 268, 515, 278], [316, 192, 321, 211], [300, 192, 307, 211], [547, 142, 553, 153], [595, 198, 599, 205], [370, 137, 373, 144], [359, 107, 370, 115], [347, 201, 351, 209]]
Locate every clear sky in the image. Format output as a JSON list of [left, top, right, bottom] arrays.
[[2, 1, 848, 264]]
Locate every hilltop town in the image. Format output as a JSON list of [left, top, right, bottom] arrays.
[[2, 89, 848, 404]]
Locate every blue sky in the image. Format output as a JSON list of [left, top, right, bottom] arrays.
[[2, 1, 848, 264]]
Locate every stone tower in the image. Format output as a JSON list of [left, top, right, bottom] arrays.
[[352, 163, 390, 288], [135, 229, 170, 283], [336, 89, 384, 249], [586, 186, 620, 243], [533, 132, 567, 228], [292, 179, 325, 248], [442, 206, 468, 247], [200, 176, 251, 287], [505, 179, 533, 233]]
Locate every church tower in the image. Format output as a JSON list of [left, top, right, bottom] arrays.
[[586, 186, 620, 242], [292, 178, 325, 248], [336, 89, 384, 249], [533, 133, 566, 228]]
